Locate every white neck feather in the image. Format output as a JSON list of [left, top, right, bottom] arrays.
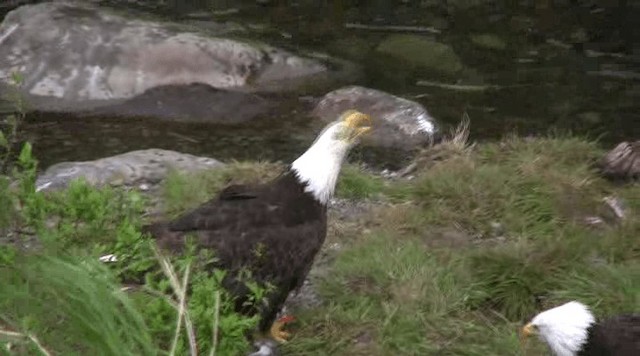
[[533, 301, 595, 356], [291, 124, 351, 204]]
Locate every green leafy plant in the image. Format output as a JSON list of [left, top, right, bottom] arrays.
[[0, 174, 266, 355], [0, 84, 270, 354]]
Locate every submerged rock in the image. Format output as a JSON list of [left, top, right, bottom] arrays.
[[327, 36, 375, 61], [313, 86, 438, 151], [599, 141, 640, 181], [470, 33, 507, 51], [376, 34, 463, 75], [0, 2, 328, 116], [35, 149, 224, 192]]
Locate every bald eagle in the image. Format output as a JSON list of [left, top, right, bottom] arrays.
[[522, 301, 640, 356], [142, 110, 371, 343]]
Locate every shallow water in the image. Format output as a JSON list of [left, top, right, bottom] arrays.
[[5, 0, 639, 170]]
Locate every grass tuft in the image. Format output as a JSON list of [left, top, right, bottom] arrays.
[[336, 164, 388, 200], [0, 253, 157, 355]]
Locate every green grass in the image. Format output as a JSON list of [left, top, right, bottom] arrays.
[[283, 234, 525, 355], [336, 164, 389, 200], [281, 136, 639, 355], [0, 254, 157, 355], [1, 134, 639, 355]]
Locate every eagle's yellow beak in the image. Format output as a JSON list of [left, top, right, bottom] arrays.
[[341, 110, 372, 141], [522, 323, 535, 338], [520, 323, 535, 350]]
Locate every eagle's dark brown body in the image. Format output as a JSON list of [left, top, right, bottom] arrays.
[[143, 170, 327, 332], [579, 314, 640, 356]]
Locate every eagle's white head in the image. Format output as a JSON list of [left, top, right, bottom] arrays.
[[522, 301, 596, 356], [291, 110, 372, 204]]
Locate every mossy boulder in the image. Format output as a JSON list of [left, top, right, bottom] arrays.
[[376, 34, 463, 75], [470, 33, 507, 51]]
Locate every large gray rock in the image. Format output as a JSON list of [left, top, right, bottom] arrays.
[[0, 2, 328, 117], [35, 149, 224, 192], [312, 86, 438, 150], [599, 141, 640, 181]]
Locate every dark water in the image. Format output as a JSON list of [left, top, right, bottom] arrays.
[[4, 0, 640, 170]]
